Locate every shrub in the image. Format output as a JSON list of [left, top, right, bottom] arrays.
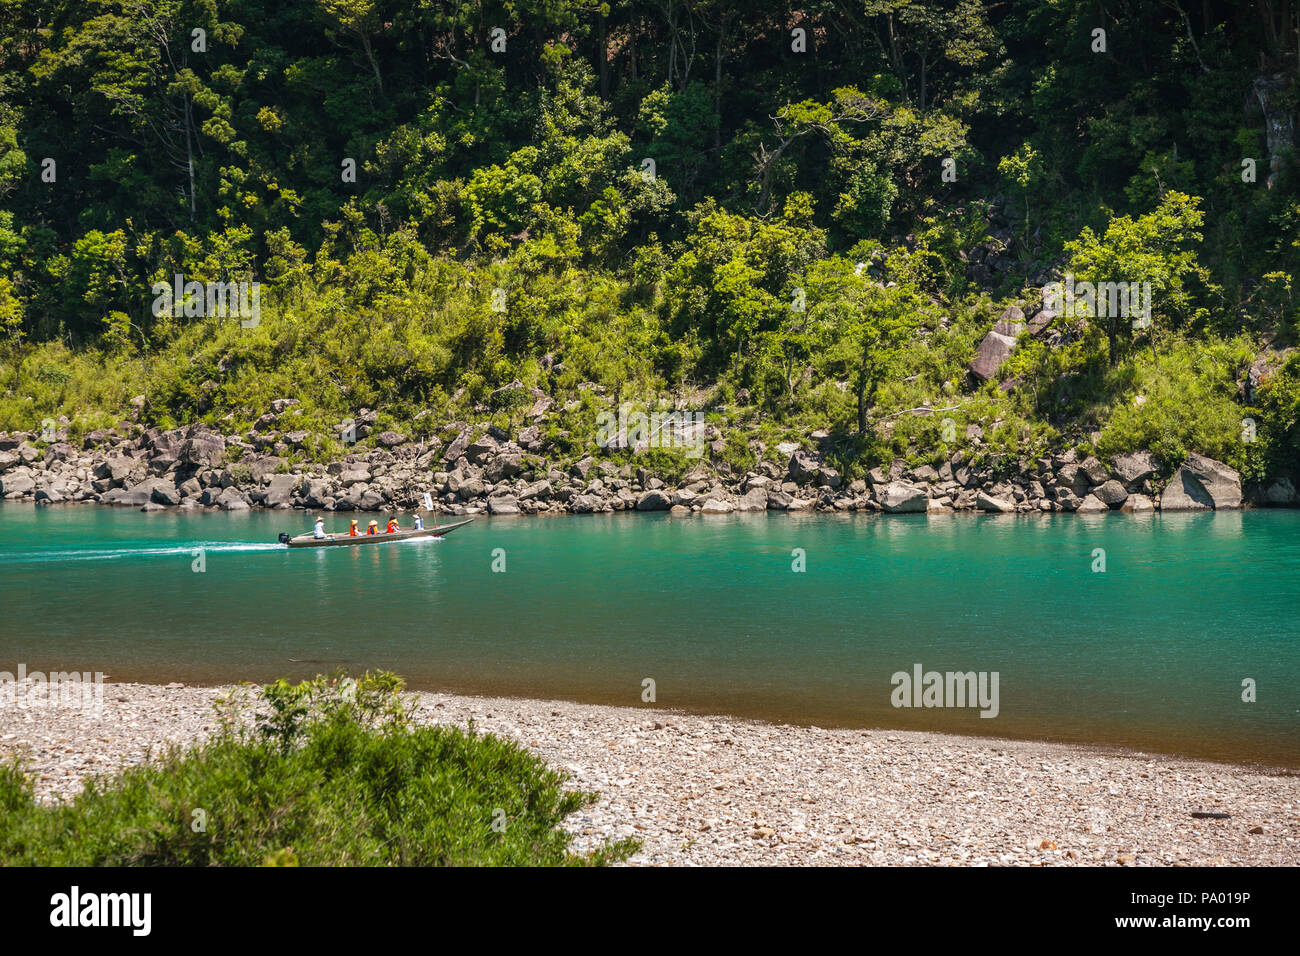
[[0, 672, 637, 867]]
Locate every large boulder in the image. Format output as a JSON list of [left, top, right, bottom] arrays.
[[1074, 493, 1110, 514], [1260, 477, 1297, 506], [465, 436, 500, 465], [968, 327, 1019, 381], [299, 478, 333, 509], [339, 468, 371, 487], [483, 454, 523, 483], [976, 490, 1016, 513], [518, 480, 552, 501], [635, 490, 672, 511], [443, 430, 471, 463], [877, 481, 928, 513], [179, 432, 227, 468], [1160, 454, 1242, 510], [217, 486, 250, 511], [1111, 450, 1157, 488], [263, 474, 299, 508], [1092, 479, 1129, 507], [487, 494, 519, 515], [107, 477, 173, 507], [734, 487, 769, 512], [787, 450, 822, 484], [1079, 456, 1110, 485], [0, 472, 35, 498], [569, 493, 607, 513], [699, 498, 734, 514], [150, 482, 183, 506], [1120, 494, 1155, 513]]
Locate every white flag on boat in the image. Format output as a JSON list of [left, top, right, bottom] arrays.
[[422, 492, 434, 511]]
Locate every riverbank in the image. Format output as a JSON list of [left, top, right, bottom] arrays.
[[2, 414, 1297, 519], [2, 679, 1295, 866]]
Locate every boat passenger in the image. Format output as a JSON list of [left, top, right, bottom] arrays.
[[386, 517, 399, 534], [413, 514, 424, 531], [367, 520, 379, 535], [348, 519, 359, 537], [312, 516, 326, 539]]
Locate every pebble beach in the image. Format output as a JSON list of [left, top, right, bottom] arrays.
[[1, 679, 1296, 866]]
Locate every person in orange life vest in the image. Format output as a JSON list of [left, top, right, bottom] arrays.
[[366, 520, 379, 535], [348, 519, 359, 537], [386, 517, 400, 534]]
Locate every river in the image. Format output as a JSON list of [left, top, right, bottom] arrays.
[[1, 504, 1297, 766]]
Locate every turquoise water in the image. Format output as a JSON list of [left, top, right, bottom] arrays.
[[1, 504, 1297, 766]]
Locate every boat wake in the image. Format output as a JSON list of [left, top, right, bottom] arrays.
[[0, 542, 285, 564]]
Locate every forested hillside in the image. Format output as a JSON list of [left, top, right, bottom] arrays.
[[2, 0, 1300, 487]]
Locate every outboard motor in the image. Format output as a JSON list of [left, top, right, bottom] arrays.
[[278, 532, 291, 545]]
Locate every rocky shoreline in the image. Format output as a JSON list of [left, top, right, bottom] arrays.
[[1, 679, 1295, 866], [1, 399, 1296, 517]]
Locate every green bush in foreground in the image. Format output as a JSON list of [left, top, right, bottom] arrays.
[[0, 673, 637, 867]]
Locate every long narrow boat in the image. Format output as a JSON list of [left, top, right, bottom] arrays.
[[278, 517, 474, 549]]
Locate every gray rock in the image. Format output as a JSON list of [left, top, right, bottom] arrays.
[[1111, 450, 1157, 488], [700, 498, 734, 514], [976, 491, 1016, 513], [968, 327, 1018, 381], [636, 490, 672, 511], [735, 487, 769, 512], [0, 473, 35, 497], [1074, 494, 1110, 514], [179, 433, 226, 468], [816, 466, 842, 489], [466, 436, 500, 464], [487, 495, 519, 515], [1092, 480, 1128, 507], [443, 430, 471, 463], [217, 486, 250, 511], [1161, 454, 1241, 510], [1260, 477, 1297, 506], [358, 489, 387, 511], [1079, 456, 1110, 485], [518, 480, 552, 502], [339, 468, 371, 487], [787, 451, 821, 483], [150, 482, 182, 506], [570, 493, 607, 513], [1120, 494, 1155, 513], [483, 454, 523, 483], [263, 474, 299, 508], [878, 481, 928, 513]]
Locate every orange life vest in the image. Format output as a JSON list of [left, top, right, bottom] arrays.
[[386, 520, 398, 533]]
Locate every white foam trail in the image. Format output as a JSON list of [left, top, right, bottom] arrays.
[[0, 542, 284, 563]]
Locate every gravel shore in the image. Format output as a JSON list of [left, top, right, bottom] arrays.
[[1, 679, 1296, 866]]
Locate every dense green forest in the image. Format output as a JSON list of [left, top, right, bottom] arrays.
[[2, 0, 1299, 482]]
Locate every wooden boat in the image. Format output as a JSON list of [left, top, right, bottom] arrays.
[[278, 517, 474, 549]]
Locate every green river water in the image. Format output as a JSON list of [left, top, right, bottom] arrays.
[[0, 503, 1296, 766]]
